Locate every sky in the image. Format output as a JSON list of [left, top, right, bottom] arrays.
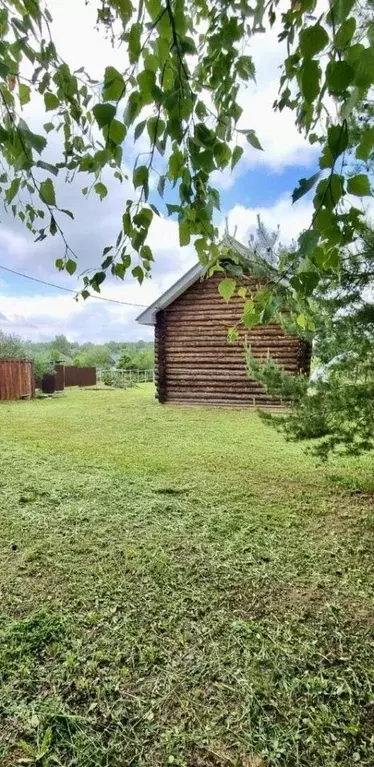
[[0, 0, 321, 344]]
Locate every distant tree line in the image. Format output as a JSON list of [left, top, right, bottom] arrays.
[[0, 332, 154, 376]]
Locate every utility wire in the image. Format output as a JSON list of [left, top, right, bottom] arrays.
[[0, 263, 147, 308]]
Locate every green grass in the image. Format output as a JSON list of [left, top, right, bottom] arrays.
[[0, 386, 373, 767]]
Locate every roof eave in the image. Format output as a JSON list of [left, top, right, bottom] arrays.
[[136, 234, 281, 326], [136, 262, 205, 325]]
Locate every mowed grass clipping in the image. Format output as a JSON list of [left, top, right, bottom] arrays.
[[0, 386, 373, 767]]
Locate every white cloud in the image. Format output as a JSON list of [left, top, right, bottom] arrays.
[[0, 207, 196, 343], [0, 287, 152, 343], [223, 194, 314, 246], [237, 80, 317, 173], [0, 245, 189, 341], [0, 194, 313, 343], [211, 13, 319, 190]]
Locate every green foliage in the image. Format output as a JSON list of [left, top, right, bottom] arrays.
[[299, 24, 329, 58], [248, 226, 374, 458], [0, 330, 26, 358], [102, 66, 125, 101], [114, 344, 154, 371], [73, 345, 114, 369], [259, 363, 374, 460], [17, 726, 54, 767], [292, 172, 320, 203], [116, 350, 133, 369], [21, 338, 154, 375], [32, 353, 54, 378], [94, 181, 108, 200], [44, 92, 59, 111], [101, 369, 136, 388], [1, 610, 66, 665], [39, 178, 56, 206], [218, 277, 236, 303], [50, 334, 72, 358], [0, 0, 372, 303], [247, 350, 308, 403], [347, 173, 372, 196]]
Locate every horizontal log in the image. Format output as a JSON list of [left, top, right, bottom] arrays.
[[164, 356, 299, 366], [164, 337, 299, 348], [172, 300, 252, 311], [165, 380, 268, 391], [165, 304, 278, 316], [165, 349, 299, 358], [170, 301, 247, 312], [165, 368, 298, 376], [164, 397, 283, 407], [164, 324, 291, 335], [165, 371, 278, 382], [164, 359, 298, 368], [165, 364, 249, 371], [166, 299, 272, 309], [166, 386, 270, 397], [165, 399, 287, 410], [165, 369, 298, 379], [164, 349, 298, 360], [164, 334, 294, 345], [176, 277, 260, 295], [165, 390, 283, 403], [155, 367, 299, 383], [164, 342, 295, 353], [164, 317, 284, 328], [164, 336, 297, 344], [164, 313, 285, 324], [166, 377, 266, 388], [163, 346, 299, 356], [165, 353, 299, 360]]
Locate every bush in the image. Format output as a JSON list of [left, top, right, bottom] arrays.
[[0, 330, 26, 358], [33, 354, 54, 378], [101, 371, 136, 389]]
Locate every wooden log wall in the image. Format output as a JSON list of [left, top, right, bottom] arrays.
[[0, 359, 34, 401], [155, 274, 311, 407]]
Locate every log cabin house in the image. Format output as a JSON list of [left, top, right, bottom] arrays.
[[137, 235, 311, 407]]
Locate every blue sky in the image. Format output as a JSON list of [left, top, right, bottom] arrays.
[[0, 0, 319, 343], [221, 164, 315, 211]]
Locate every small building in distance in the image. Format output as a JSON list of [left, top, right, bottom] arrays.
[[136, 235, 311, 407]]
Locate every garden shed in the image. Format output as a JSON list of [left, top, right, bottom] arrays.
[[137, 235, 311, 407]]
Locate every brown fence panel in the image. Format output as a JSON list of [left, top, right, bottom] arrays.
[[55, 364, 65, 391], [64, 366, 97, 387], [0, 359, 34, 401]]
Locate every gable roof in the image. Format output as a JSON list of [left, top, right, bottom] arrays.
[[136, 234, 274, 326], [136, 261, 205, 326]]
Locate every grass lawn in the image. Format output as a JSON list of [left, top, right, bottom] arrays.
[[0, 386, 373, 767]]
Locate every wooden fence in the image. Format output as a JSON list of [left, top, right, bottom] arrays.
[[55, 364, 65, 391], [0, 359, 34, 401], [64, 366, 97, 387]]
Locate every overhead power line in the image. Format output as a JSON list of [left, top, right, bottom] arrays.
[[0, 263, 147, 308]]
